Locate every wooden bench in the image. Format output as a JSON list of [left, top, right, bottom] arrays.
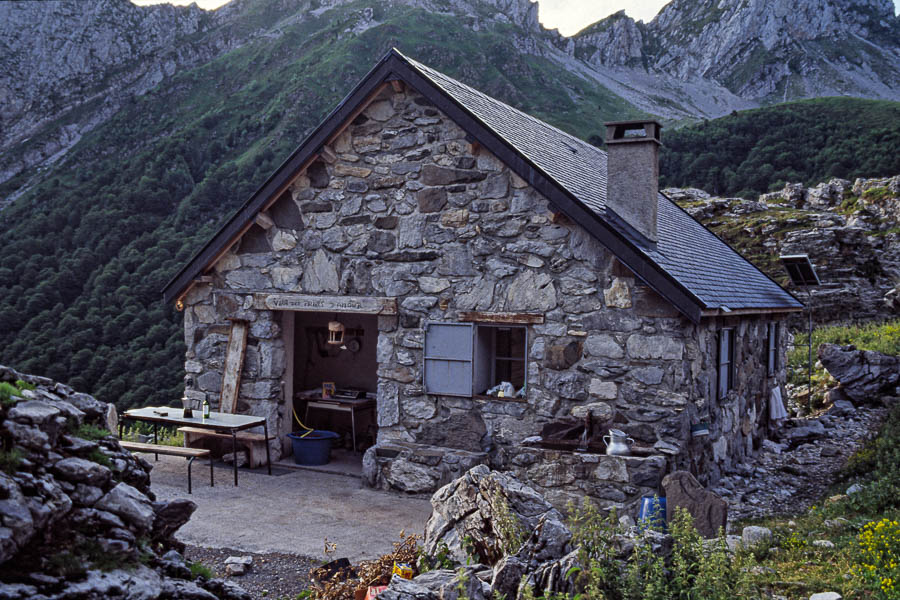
[[177, 427, 272, 469], [120, 441, 213, 494]]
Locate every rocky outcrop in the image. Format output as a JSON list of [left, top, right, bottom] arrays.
[[818, 343, 900, 403], [670, 175, 900, 325], [384, 465, 696, 599], [573, 0, 900, 105], [0, 364, 248, 599], [422, 465, 571, 567]]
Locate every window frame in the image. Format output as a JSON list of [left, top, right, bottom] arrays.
[[717, 328, 735, 400], [423, 321, 528, 398], [474, 324, 528, 396]]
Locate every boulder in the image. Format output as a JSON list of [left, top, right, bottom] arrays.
[[491, 556, 527, 600], [661, 471, 728, 538], [151, 499, 197, 551], [818, 343, 900, 403], [518, 549, 581, 599], [423, 465, 570, 566], [52, 457, 111, 487], [378, 575, 437, 600], [741, 526, 772, 549], [780, 418, 826, 445], [393, 568, 490, 600], [825, 388, 856, 417], [95, 482, 156, 533], [225, 556, 253, 576]]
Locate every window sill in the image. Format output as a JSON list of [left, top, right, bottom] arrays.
[[473, 393, 527, 403]]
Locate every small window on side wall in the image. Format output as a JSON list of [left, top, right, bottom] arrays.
[[767, 323, 779, 376], [717, 328, 734, 400]]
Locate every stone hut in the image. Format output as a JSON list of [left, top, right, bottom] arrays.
[[163, 49, 802, 511]]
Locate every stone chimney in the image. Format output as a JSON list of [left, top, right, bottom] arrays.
[[605, 120, 662, 243]]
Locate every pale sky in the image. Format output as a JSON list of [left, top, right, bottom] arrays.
[[131, 0, 900, 37]]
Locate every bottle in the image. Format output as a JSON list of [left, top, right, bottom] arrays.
[[202, 398, 210, 419]]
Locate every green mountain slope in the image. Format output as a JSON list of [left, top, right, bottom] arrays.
[[660, 97, 900, 196], [0, 1, 642, 409]]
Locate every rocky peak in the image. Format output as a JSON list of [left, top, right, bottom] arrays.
[[573, 0, 900, 103], [0, 0, 207, 148], [574, 11, 645, 68]]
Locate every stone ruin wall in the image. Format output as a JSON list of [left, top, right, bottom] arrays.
[[178, 84, 788, 511]]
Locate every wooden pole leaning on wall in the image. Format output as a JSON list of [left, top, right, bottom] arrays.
[[220, 319, 249, 414]]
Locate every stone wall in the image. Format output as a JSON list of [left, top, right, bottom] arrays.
[[178, 83, 790, 507]]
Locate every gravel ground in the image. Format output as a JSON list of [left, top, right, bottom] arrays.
[[718, 403, 889, 524], [184, 544, 320, 600]]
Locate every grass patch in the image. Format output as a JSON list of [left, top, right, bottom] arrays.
[[0, 379, 34, 407], [72, 423, 112, 441], [862, 186, 891, 202], [87, 448, 112, 468], [190, 561, 216, 580], [0, 448, 24, 475]]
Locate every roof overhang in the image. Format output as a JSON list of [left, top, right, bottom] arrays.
[[700, 306, 804, 318]]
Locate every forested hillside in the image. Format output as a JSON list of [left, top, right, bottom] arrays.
[[660, 98, 900, 196], [0, 2, 641, 410]]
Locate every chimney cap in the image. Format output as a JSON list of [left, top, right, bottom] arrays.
[[604, 120, 663, 146], [603, 119, 664, 128]]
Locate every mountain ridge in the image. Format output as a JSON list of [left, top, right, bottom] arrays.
[[3, 0, 900, 201]]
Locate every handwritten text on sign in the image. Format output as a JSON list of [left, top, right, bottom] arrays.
[[256, 293, 398, 315]]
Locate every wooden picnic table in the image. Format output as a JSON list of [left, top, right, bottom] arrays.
[[120, 406, 272, 486]]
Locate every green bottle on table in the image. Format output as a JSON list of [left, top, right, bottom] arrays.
[[202, 398, 210, 419]]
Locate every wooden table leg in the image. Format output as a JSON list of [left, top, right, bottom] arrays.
[[351, 407, 357, 453], [153, 423, 158, 461], [264, 421, 272, 475], [231, 430, 238, 486]]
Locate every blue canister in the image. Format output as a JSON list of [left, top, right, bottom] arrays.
[[638, 495, 667, 531]]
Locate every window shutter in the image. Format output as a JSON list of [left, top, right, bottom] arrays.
[[728, 329, 735, 390], [717, 329, 732, 400], [767, 323, 777, 375], [424, 322, 474, 397]]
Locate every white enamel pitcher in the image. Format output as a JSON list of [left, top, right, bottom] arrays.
[[603, 428, 634, 456]]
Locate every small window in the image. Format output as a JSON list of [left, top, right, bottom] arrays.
[[717, 328, 734, 400], [474, 325, 527, 396], [424, 322, 527, 398], [766, 323, 779, 375]]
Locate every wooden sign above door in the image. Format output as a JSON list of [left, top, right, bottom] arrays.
[[253, 293, 398, 315]]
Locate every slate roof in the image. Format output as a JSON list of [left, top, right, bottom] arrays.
[[405, 53, 802, 313], [163, 49, 802, 319]]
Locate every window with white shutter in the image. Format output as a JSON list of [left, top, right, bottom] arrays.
[[423, 322, 474, 396]]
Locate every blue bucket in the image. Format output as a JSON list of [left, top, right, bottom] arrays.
[[287, 430, 339, 466], [638, 496, 667, 532]]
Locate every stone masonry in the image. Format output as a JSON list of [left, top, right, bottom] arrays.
[[179, 84, 791, 513]]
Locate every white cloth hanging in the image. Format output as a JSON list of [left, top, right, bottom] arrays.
[[769, 386, 788, 421]]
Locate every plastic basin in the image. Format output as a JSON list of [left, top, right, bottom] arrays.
[[287, 430, 339, 466]]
